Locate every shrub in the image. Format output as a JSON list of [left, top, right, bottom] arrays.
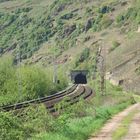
[[116, 14, 125, 24], [0, 57, 18, 105], [60, 13, 73, 20], [136, 67, 140, 75], [99, 5, 111, 14], [112, 41, 120, 47], [0, 112, 28, 140], [100, 15, 113, 29], [0, 9, 55, 61], [0, 57, 68, 105], [116, 0, 140, 27], [92, 14, 112, 31], [109, 41, 120, 52], [75, 48, 90, 66]]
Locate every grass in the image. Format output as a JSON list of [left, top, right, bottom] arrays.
[[30, 79, 135, 140], [0, 1, 139, 140], [33, 118, 105, 140], [133, 94, 140, 103], [0, 74, 135, 140], [112, 88, 140, 140], [31, 100, 134, 140], [112, 110, 138, 140], [136, 67, 140, 75], [0, 57, 68, 106]]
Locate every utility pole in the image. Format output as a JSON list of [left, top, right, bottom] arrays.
[[52, 43, 57, 84], [47, 38, 58, 84], [100, 54, 106, 96], [53, 54, 57, 84], [98, 43, 106, 96], [16, 41, 22, 101], [93, 40, 106, 96]]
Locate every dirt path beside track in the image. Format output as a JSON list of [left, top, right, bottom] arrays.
[[123, 106, 140, 140], [88, 103, 140, 140]]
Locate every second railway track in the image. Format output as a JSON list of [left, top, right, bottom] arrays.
[[1, 84, 94, 112]]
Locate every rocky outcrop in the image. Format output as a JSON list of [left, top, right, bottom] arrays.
[[63, 24, 76, 37], [54, 4, 66, 15], [84, 18, 93, 32], [121, 1, 128, 6], [106, 72, 124, 86]]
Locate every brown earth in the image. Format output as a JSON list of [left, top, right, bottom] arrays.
[[123, 106, 140, 140], [88, 103, 140, 140]]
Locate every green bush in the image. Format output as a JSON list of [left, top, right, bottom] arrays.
[[60, 13, 73, 20], [0, 57, 18, 105], [0, 9, 55, 60], [109, 41, 120, 52], [92, 14, 113, 32], [31, 99, 133, 140], [136, 67, 140, 75], [99, 5, 112, 14], [100, 15, 113, 29], [0, 57, 68, 105], [0, 112, 28, 140], [75, 48, 90, 67], [116, 0, 140, 27]]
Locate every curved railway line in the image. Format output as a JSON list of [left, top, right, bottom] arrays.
[[0, 85, 94, 112]]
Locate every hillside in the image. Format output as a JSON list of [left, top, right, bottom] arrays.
[[1, 1, 140, 140], [0, 0, 140, 93]]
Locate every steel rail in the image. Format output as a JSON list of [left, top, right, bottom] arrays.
[[1, 85, 94, 112], [1, 84, 78, 111]]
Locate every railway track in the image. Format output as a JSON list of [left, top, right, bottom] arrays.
[[0, 84, 93, 112]]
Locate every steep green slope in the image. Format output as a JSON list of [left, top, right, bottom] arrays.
[[105, 0, 140, 93], [0, 0, 122, 61], [0, 1, 140, 139], [0, 0, 140, 93]]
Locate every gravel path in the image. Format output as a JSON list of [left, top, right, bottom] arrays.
[[88, 103, 140, 140]]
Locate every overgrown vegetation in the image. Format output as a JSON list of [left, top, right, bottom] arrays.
[[136, 67, 140, 75], [0, 68, 135, 140], [116, 0, 140, 29], [0, 94, 134, 140], [0, 0, 140, 140], [0, 57, 68, 106], [0, 9, 55, 59], [75, 48, 90, 67], [109, 41, 120, 52], [0, 0, 116, 62]]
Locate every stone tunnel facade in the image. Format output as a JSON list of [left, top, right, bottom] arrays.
[[70, 70, 88, 84]]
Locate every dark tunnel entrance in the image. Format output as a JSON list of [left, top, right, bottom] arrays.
[[71, 70, 88, 84], [74, 73, 87, 84]]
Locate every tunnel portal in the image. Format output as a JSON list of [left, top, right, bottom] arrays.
[[70, 70, 88, 84]]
